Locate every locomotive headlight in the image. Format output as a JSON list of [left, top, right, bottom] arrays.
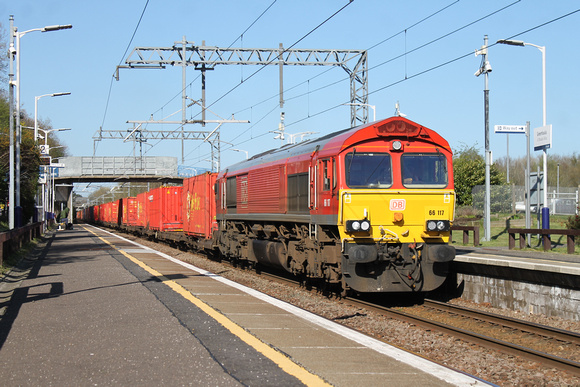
[[425, 220, 450, 232], [426, 220, 437, 231], [360, 220, 370, 231], [346, 219, 371, 233]]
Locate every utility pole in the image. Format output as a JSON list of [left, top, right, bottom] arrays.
[[8, 16, 15, 229], [475, 35, 492, 242]]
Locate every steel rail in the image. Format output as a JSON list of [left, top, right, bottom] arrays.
[[349, 297, 580, 377], [258, 271, 579, 375], [424, 299, 580, 346]]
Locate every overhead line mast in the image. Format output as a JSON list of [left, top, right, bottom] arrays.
[[100, 38, 368, 171]]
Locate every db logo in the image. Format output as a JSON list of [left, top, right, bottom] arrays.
[[390, 199, 406, 211]]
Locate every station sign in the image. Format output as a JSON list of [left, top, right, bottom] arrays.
[[534, 124, 552, 151], [494, 124, 526, 134]]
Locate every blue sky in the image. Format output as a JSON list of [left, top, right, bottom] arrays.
[[2, 0, 579, 175]]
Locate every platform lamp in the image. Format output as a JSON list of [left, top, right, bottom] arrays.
[[9, 15, 72, 229], [35, 92, 71, 142], [497, 39, 548, 229]]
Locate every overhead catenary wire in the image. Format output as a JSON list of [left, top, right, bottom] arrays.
[[144, 1, 356, 162], [184, 5, 580, 168], [125, 0, 452, 161], [284, 5, 580, 131], [96, 0, 150, 155], [223, 0, 520, 150], [127, 0, 281, 159], [231, 0, 464, 118], [100, 2, 579, 171], [226, 0, 278, 49]]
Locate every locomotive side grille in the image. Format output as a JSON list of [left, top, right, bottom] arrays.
[[247, 166, 284, 213]]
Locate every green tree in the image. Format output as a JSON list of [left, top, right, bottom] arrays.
[[0, 93, 42, 223], [494, 153, 580, 188], [453, 144, 505, 206]]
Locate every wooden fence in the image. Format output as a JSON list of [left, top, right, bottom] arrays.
[[0, 222, 43, 267]]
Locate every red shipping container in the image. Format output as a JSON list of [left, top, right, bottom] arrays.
[[121, 197, 128, 225], [93, 205, 100, 222], [136, 192, 149, 228], [98, 203, 107, 222], [148, 186, 183, 231], [122, 197, 138, 226], [111, 199, 120, 225], [102, 202, 112, 223], [182, 173, 217, 239]]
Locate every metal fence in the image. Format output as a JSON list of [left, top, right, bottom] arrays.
[[471, 185, 579, 215]]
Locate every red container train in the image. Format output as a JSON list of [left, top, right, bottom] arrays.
[[78, 116, 456, 294]]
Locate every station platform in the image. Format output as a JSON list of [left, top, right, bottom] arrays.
[[451, 245, 579, 321], [0, 225, 486, 386], [454, 246, 580, 276]]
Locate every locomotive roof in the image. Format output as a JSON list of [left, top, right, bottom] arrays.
[[220, 116, 449, 176], [221, 127, 352, 175]]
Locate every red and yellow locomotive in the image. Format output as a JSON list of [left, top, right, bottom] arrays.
[[214, 116, 455, 293], [79, 116, 456, 294]]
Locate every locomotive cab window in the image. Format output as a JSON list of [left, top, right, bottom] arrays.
[[401, 153, 448, 188], [344, 152, 392, 188]]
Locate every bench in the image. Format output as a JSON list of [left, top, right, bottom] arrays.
[[450, 225, 480, 246], [507, 228, 580, 254]]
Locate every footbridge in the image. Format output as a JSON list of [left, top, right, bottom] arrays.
[[54, 156, 188, 184], [49, 157, 191, 211]]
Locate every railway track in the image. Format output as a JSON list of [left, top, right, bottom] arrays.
[[118, 231, 580, 383], [350, 297, 580, 376], [254, 270, 580, 376]]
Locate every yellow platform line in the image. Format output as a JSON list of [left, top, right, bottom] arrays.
[[83, 226, 330, 387]]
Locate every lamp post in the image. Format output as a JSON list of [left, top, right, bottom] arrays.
[[23, 127, 71, 226], [8, 16, 16, 229], [35, 92, 71, 142], [23, 124, 70, 224], [9, 16, 72, 229], [34, 93, 71, 225], [35, 127, 72, 146], [497, 39, 548, 227]]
